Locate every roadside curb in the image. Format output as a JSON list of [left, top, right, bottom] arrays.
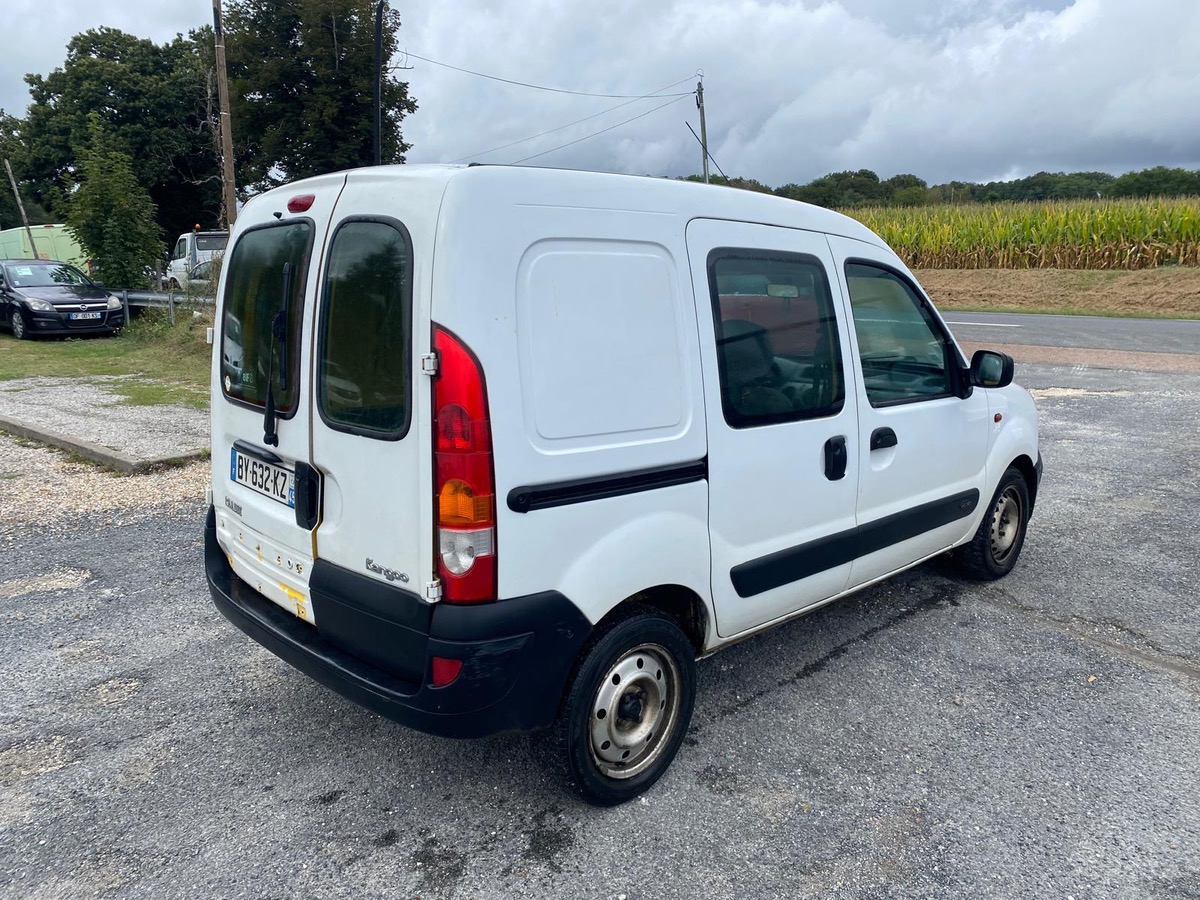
[[0, 414, 207, 474]]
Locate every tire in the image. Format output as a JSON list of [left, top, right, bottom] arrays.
[[554, 605, 697, 806], [168, 278, 181, 291], [956, 466, 1030, 580], [10, 308, 30, 340]]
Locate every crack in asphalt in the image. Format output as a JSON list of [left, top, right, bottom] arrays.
[[701, 581, 964, 726], [977, 585, 1200, 682]]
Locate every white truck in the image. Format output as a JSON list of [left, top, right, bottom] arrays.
[[165, 228, 228, 289]]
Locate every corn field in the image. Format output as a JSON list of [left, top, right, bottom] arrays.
[[843, 199, 1200, 269]]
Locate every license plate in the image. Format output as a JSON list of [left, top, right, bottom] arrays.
[[69, 312, 103, 320], [230, 448, 295, 508]]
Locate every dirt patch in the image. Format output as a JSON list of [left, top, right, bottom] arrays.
[[0, 567, 92, 600], [0, 735, 82, 782], [917, 268, 1200, 318], [960, 342, 1200, 373]]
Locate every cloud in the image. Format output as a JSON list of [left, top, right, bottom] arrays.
[[2, 0, 1197, 187], [0, 0, 213, 116], [399, 0, 1200, 183]]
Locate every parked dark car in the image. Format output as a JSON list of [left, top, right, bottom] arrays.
[[0, 259, 125, 339]]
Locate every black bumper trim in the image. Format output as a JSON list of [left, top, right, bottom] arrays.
[[1031, 452, 1043, 516], [204, 507, 591, 738]]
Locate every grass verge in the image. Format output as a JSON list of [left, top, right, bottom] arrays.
[[0, 307, 213, 407]]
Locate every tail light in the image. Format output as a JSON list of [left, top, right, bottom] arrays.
[[433, 326, 496, 603]]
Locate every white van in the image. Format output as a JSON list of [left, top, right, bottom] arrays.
[[0, 223, 88, 268], [204, 165, 1041, 805], [165, 228, 228, 289]]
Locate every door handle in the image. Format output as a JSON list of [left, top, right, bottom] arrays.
[[870, 427, 898, 451], [823, 435, 847, 481], [293, 461, 322, 530]]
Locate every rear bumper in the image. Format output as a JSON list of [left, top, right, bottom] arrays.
[[204, 507, 591, 738]]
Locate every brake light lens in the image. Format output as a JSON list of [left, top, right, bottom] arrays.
[[433, 326, 496, 603], [287, 193, 315, 213]]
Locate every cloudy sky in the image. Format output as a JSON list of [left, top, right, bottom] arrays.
[[2, 0, 1198, 187]]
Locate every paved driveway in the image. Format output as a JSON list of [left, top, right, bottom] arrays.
[[1, 360, 1197, 899]]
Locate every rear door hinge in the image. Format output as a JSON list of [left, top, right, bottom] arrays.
[[425, 579, 443, 603], [421, 352, 439, 376]]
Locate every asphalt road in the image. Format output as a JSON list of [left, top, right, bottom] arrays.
[[943, 312, 1200, 355], [2, 361, 1198, 899]]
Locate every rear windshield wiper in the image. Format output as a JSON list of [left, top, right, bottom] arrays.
[[262, 261, 292, 447]]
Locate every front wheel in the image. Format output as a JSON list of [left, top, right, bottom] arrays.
[[956, 466, 1030, 579], [10, 308, 30, 340], [555, 606, 696, 806]]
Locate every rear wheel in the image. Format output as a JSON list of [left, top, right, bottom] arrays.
[[10, 308, 30, 340], [555, 606, 696, 806], [956, 466, 1030, 579]]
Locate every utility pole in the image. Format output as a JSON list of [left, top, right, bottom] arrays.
[[696, 79, 709, 184], [4, 160, 38, 256], [212, 0, 238, 228], [374, 0, 384, 165]]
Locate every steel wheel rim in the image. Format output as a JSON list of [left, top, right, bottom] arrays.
[[989, 487, 1023, 564], [11, 312, 24, 339], [589, 643, 681, 780]]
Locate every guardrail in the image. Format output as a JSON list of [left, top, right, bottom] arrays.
[[111, 289, 214, 325]]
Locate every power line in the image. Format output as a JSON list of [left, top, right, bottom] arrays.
[[512, 94, 690, 165], [403, 51, 695, 100], [686, 121, 728, 180], [451, 76, 697, 163]]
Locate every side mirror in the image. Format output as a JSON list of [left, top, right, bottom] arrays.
[[92, 281, 105, 289], [971, 349, 1014, 389]]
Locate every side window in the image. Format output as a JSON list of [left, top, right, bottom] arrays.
[[317, 219, 412, 438], [709, 250, 844, 428], [173, 238, 187, 261], [845, 262, 953, 406]]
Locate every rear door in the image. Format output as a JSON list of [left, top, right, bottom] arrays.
[[211, 175, 346, 624], [688, 219, 860, 638], [307, 171, 436, 600]]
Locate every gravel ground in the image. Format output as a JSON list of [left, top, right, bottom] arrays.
[[0, 377, 208, 462], [0, 435, 209, 541], [0, 362, 1198, 899]]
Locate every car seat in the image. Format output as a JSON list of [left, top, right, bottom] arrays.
[[718, 319, 792, 421]]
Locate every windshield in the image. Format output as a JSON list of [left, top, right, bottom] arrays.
[[196, 234, 228, 253], [4, 262, 91, 288], [221, 222, 312, 413]]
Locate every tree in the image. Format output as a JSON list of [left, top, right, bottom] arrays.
[[66, 116, 162, 288], [679, 174, 774, 194], [881, 173, 928, 206], [21, 28, 222, 242], [775, 170, 887, 208], [1109, 166, 1200, 198], [224, 0, 418, 191], [0, 111, 52, 231]]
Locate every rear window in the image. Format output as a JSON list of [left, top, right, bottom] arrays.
[[220, 221, 312, 414], [196, 234, 228, 253], [316, 219, 412, 438]]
